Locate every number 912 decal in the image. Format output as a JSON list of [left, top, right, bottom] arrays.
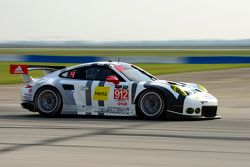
[[114, 89, 129, 100]]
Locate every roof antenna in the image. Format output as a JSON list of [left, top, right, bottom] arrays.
[[118, 58, 120, 64]]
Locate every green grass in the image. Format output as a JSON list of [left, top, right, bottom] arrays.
[[1, 62, 250, 84], [1, 48, 250, 56], [1, 48, 250, 84]]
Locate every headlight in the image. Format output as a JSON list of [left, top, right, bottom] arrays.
[[197, 84, 208, 92], [171, 85, 188, 96]]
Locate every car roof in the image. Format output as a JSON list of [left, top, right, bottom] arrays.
[[70, 61, 132, 69]]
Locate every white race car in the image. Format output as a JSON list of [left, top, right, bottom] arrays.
[[10, 62, 220, 119]]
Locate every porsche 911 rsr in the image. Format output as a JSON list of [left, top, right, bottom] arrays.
[[10, 62, 220, 119]]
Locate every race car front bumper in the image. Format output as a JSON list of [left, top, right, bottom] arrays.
[[166, 110, 221, 120]]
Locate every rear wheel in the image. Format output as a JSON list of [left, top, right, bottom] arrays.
[[136, 90, 166, 119], [35, 87, 62, 117]]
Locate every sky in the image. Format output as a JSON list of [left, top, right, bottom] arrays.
[[0, 0, 250, 41]]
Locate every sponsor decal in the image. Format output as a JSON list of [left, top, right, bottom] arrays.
[[115, 85, 122, 89], [122, 85, 128, 89], [93, 86, 110, 101], [114, 89, 129, 100], [115, 85, 128, 89], [97, 107, 130, 115], [10, 65, 28, 74], [118, 102, 128, 106]]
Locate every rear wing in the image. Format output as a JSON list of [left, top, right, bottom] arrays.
[[10, 64, 66, 83]]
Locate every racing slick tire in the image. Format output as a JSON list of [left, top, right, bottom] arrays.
[[34, 86, 63, 117], [136, 89, 166, 119]]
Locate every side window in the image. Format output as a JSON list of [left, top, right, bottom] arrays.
[[60, 68, 85, 79], [60, 66, 125, 81], [85, 67, 116, 81]]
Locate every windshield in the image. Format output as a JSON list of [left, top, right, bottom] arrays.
[[114, 64, 157, 82]]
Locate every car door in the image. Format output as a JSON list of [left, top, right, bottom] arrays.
[[74, 65, 133, 116], [58, 67, 88, 114]]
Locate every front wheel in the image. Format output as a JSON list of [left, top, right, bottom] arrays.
[[136, 90, 166, 119], [35, 87, 62, 117]]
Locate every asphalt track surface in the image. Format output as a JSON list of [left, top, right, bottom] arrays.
[[0, 68, 250, 167]]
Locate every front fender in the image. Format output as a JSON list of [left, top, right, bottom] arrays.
[[134, 83, 186, 113]]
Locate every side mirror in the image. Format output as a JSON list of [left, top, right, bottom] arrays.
[[106, 76, 120, 85]]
